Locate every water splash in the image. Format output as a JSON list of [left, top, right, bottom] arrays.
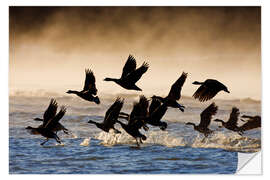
[[95, 128, 260, 152], [144, 130, 185, 147], [191, 132, 261, 152], [95, 129, 133, 146], [80, 137, 91, 146], [71, 133, 78, 139]]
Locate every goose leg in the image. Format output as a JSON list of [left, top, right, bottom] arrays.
[[135, 138, 140, 147], [119, 112, 129, 116], [177, 103, 185, 112], [114, 128, 121, 134], [54, 134, 62, 144], [40, 138, 49, 146], [55, 138, 61, 144], [238, 130, 244, 136], [201, 137, 206, 143], [118, 115, 129, 119], [240, 119, 246, 122], [143, 125, 149, 131], [63, 129, 70, 135]]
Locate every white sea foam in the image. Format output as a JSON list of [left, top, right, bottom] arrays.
[[191, 132, 261, 152], [71, 133, 78, 139], [95, 128, 260, 152], [80, 137, 91, 146]]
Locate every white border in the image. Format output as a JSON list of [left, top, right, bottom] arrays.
[[2, 0, 268, 179]]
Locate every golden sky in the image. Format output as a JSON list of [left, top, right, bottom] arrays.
[[9, 7, 261, 100]]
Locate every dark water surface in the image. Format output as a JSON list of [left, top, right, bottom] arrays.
[[9, 137, 237, 174], [9, 96, 260, 174]]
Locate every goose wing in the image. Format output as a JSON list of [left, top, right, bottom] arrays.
[[83, 69, 97, 95], [149, 98, 162, 115], [44, 106, 66, 130], [167, 72, 187, 100], [150, 103, 168, 122], [103, 98, 124, 128], [128, 102, 141, 125], [192, 79, 226, 102], [124, 62, 149, 84], [137, 95, 149, 117], [199, 102, 218, 128], [129, 95, 149, 128], [121, 55, 137, 79], [226, 107, 240, 126], [43, 99, 58, 126]]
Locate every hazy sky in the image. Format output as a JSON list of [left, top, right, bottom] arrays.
[[9, 7, 261, 100]]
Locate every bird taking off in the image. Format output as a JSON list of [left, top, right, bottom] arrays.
[[214, 107, 243, 135], [152, 71, 187, 112], [88, 97, 124, 134], [26, 99, 67, 145], [186, 102, 218, 137]]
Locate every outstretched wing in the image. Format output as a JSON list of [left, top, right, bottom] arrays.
[[192, 80, 227, 102], [45, 106, 66, 130], [149, 98, 162, 115], [129, 102, 140, 125], [199, 103, 218, 128], [167, 72, 188, 100], [83, 69, 97, 95], [121, 55, 137, 79], [227, 107, 240, 126], [137, 95, 149, 117], [192, 85, 219, 102], [43, 99, 58, 126], [124, 62, 149, 84], [150, 103, 168, 123], [129, 95, 149, 127], [103, 98, 124, 128], [53, 106, 66, 123]]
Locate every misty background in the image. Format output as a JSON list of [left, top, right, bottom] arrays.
[[9, 7, 261, 100]]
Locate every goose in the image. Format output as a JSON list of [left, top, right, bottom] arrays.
[[67, 69, 100, 104], [116, 119, 147, 147], [214, 107, 243, 135], [25, 126, 61, 145], [104, 55, 149, 91], [119, 95, 149, 131], [192, 79, 230, 102], [145, 98, 168, 130], [33, 99, 69, 135], [26, 99, 67, 145], [186, 102, 218, 137], [88, 97, 124, 133], [152, 72, 187, 112]]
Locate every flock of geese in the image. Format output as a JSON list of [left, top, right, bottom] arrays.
[[26, 55, 261, 147]]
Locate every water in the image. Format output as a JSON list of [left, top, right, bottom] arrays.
[[9, 94, 261, 174]]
